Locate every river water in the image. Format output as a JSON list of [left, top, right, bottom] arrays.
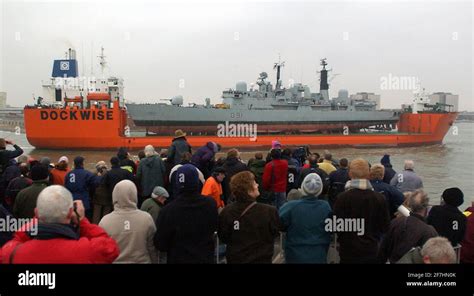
[[1, 122, 473, 209]]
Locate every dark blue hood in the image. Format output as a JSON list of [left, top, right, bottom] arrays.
[[381, 154, 392, 167]]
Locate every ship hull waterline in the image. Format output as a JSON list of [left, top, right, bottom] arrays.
[[23, 106, 458, 150]]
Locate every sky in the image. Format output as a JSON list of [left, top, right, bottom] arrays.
[[0, 0, 472, 110]]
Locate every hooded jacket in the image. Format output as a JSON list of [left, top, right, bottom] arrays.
[[99, 180, 157, 263], [0, 218, 119, 264], [191, 142, 217, 171], [154, 191, 218, 264], [137, 155, 166, 197], [380, 155, 397, 184]]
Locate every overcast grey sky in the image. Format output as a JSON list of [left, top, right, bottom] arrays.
[[0, 0, 472, 110]]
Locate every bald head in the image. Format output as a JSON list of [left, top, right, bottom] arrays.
[[404, 160, 415, 170]]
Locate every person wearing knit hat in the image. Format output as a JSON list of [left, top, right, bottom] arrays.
[[279, 172, 332, 263], [154, 163, 218, 264], [13, 164, 49, 219], [175, 164, 200, 194], [427, 187, 467, 246], [272, 140, 282, 150], [300, 173, 324, 197], [442, 187, 464, 207]]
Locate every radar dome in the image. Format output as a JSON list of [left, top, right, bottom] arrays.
[[338, 89, 349, 100], [171, 95, 183, 106], [236, 81, 247, 92]]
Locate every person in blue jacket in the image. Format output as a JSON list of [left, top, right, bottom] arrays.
[[65, 156, 101, 219], [369, 164, 404, 218], [279, 173, 332, 263]]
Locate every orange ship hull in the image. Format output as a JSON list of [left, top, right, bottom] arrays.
[[23, 105, 458, 150]]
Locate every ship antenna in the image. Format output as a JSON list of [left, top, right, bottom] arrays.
[[273, 54, 285, 90], [98, 47, 107, 75]]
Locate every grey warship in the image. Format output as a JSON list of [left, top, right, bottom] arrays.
[[126, 59, 400, 135]]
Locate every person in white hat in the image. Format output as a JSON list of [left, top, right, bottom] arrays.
[[50, 156, 70, 186]]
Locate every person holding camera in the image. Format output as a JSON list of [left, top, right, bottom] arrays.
[[1, 185, 119, 263]]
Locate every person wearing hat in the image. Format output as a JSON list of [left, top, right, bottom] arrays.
[[167, 129, 192, 166], [0, 138, 23, 176], [201, 167, 226, 210], [427, 187, 467, 246], [50, 156, 70, 186], [154, 164, 218, 264], [279, 173, 332, 263], [13, 164, 49, 219], [140, 186, 169, 222], [64, 156, 101, 219]]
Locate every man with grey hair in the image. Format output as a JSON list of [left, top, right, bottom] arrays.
[[397, 236, 456, 264], [1, 185, 119, 263], [378, 189, 438, 263], [390, 160, 423, 193], [137, 144, 166, 207]]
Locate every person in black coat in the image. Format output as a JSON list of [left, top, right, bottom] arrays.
[[103, 157, 135, 196], [220, 149, 249, 204], [380, 154, 397, 184], [328, 158, 350, 207], [334, 158, 390, 264], [427, 187, 467, 246], [154, 164, 218, 264]]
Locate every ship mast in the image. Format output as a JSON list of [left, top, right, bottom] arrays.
[[318, 58, 331, 101], [98, 47, 107, 75], [273, 54, 285, 90]]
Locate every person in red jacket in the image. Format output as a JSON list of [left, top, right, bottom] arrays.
[[262, 149, 288, 209], [0, 185, 119, 264], [461, 203, 474, 263]]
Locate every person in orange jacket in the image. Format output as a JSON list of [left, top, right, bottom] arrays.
[[202, 167, 226, 210]]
